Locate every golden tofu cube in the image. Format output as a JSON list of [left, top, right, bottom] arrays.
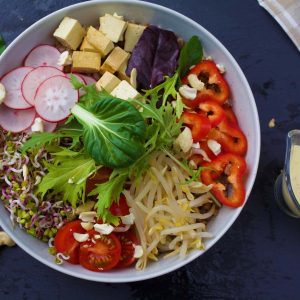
[[117, 60, 130, 82], [124, 23, 146, 52], [53, 17, 85, 50], [72, 51, 101, 73], [96, 71, 121, 93], [100, 47, 130, 74], [99, 14, 127, 43], [111, 80, 140, 100], [80, 37, 100, 53], [86, 26, 114, 56]]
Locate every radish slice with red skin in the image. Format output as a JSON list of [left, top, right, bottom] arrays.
[[44, 121, 57, 132], [80, 75, 97, 85], [0, 105, 36, 133], [24, 45, 63, 70], [25, 119, 57, 133], [22, 66, 64, 106], [1, 67, 33, 109], [34, 75, 78, 122]]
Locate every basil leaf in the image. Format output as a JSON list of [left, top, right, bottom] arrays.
[[0, 35, 5, 55], [71, 95, 146, 168], [178, 35, 203, 77]]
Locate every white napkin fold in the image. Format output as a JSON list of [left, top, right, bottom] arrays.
[[258, 0, 300, 51]]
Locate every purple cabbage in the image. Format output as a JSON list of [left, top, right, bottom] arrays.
[[126, 25, 179, 89]]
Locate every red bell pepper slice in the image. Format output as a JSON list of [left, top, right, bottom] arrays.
[[182, 60, 230, 107], [201, 153, 246, 207], [223, 105, 239, 127], [181, 112, 211, 142], [208, 119, 247, 156], [198, 100, 226, 127]]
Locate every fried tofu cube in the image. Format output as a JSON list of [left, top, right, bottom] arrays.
[[124, 23, 146, 52], [111, 80, 139, 100], [96, 71, 121, 93], [72, 51, 101, 73], [100, 47, 130, 74], [53, 17, 85, 50], [99, 14, 127, 43], [80, 37, 100, 53], [117, 60, 130, 82], [86, 26, 114, 56]]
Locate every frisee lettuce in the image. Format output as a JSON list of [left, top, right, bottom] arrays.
[[37, 155, 97, 207]]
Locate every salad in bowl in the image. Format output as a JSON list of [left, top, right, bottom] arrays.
[[0, 0, 260, 282]]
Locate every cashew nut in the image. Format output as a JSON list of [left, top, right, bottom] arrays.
[[58, 50, 72, 66], [175, 127, 193, 153], [187, 74, 205, 91], [179, 85, 197, 100], [207, 139, 222, 156], [0, 83, 6, 105], [0, 231, 15, 247], [130, 68, 137, 89]]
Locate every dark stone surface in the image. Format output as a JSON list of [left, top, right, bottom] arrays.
[[1, 0, 300, 299]]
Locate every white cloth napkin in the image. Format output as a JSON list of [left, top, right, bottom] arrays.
[[258, 0, 300, 51]]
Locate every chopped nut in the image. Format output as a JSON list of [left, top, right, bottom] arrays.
[[187, 74, 205, 91], [175, 127, 193, 153], [0, 231, 15, 247], [94, 223, 114, 235], [179, 85, 197, 100], [268, 118, 276, 128], [0, 83, 6, 104], [130, 68, 137, 89], [73, 232, 89, 242], [58, 50, 72, 66]]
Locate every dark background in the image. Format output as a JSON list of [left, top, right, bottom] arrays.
[[1, 0, 300, 299]]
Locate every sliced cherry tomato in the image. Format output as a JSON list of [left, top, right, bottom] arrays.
[[182, 60, 230, 107], [198, 100, 225, 127], [201, 153, 246, 207], [116, 230, 139, 268], [86, 167, 112, 194], [208, 120, 247, 156], [181, 112, 211, 142], [54, 220, 85, 264], [223, 105, 239, 127], [79, 230, 121, 272], [110, 194, 130, 216]]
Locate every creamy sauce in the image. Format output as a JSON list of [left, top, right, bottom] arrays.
[[281, 144, 300, 217], [290, 145, 300, 204]]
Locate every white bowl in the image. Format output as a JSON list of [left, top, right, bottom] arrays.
[[0, 0, 260, 282]]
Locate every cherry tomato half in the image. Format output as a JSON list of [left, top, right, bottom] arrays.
[[79, 230, 121, 272], [86, 167, 112, 194], [116, 230, 139, 268], [54, 220, 85, 264], [110, 194, 130, 216]]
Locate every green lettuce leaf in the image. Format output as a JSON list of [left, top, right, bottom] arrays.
[[71, 94, 146, 168]]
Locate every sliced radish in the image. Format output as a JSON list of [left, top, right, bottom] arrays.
[[1, 67, 33, 109], [0, 105, 36, 132], [24, 45, 63, 70], [80, 75, 97, 85], [22, 66, 64, 106], [66, 73, 86, 97], [44, 120, 57, 132], [25, 118, 57, 133], [34, 75, 78, 122]]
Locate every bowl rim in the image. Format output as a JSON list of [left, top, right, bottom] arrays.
[[0, 0, 261, 283]]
